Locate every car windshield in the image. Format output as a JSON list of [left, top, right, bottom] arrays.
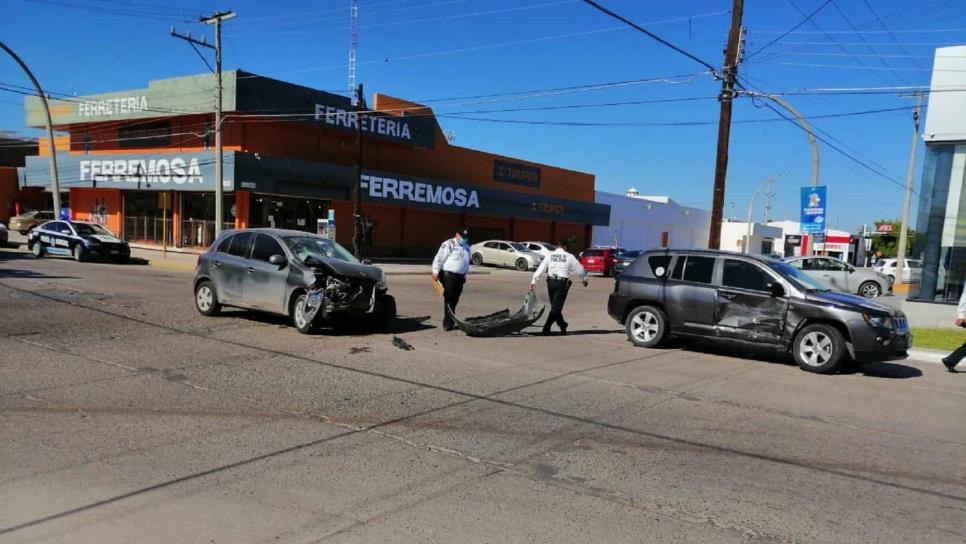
[[282, 235, 359, 264], [73, 223, 113, 236], [768, 261, 828, 292], [510, 243, 529, 252]]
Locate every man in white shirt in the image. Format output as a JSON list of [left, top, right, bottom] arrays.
[[530, 241, 588, 335], [432, 229, 471, 331], [941, 282, 966, 372]]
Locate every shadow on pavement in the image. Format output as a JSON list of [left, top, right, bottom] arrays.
[[848, 361, 923, 379], [223, 310, 435, 336]]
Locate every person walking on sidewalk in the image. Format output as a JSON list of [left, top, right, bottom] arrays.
[[941, 282, 966, 373], [530, 240, 588, 336], [432, 229, 471, 331]]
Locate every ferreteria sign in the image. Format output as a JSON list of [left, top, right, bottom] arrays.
[[26, 73, 227, 126], [361, 171, 610, 225], [315, 104, 414, 143], [20, 151, 235, 192]]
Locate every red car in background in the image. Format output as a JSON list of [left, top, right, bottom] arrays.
[[579, 247, 625, 277]]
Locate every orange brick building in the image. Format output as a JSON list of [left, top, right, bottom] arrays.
[[20, 71, 608, 255]]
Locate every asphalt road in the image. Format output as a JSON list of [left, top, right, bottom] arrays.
[[1, 244, 964, 543]]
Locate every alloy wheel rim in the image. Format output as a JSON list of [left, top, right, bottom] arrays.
[[631, 311, 659, 343], [294, 297, 307, 328], [799, 332, 833, 367], [861, 284, 879, 297], [196, 286, 212, 311], [32, 244, 41, 256]]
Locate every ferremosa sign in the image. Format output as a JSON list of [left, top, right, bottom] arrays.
[[361, 170, 609, 225], [21, 152, 234, 191]]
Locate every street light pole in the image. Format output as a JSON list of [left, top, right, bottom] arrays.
[[745, 171, 789, 254], [0, 41, 61, 215], [895, 92, 924, 287]]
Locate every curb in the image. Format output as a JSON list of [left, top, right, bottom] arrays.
[[906, 348, 947, 365], [148, 260, 196, 272]]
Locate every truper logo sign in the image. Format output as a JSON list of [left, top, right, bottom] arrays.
[[77, 96, 149, 117], [80, 158, 204, 184], [361, 174, 480, 209]]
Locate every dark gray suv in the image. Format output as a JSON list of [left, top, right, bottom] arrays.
[[193, 228, 395, 333], [607, 250, 910, 373]]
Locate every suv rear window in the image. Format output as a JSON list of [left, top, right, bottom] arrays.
[[648, 255, 671, 277], [583, 249, 604, 257], [671, 255, 714, 284]]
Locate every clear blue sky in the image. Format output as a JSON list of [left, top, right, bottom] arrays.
[[4, 0, 964, 232]]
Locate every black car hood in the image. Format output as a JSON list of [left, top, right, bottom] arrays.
[[80, 233, 125, 244], [304, 257, 383, 282], [805, 290, 898, 316]]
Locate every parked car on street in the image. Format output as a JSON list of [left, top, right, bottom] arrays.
[[873, 258, 923, 283], [521, 241, 555, 258], [470, 240, 543, 271], [0, 223, 8, 246], [785, 256, 891, 298], [8, 210, 55, 234], [611, 249, 642, 276], [193, 228, 395, 333], [580, 246, 625, 277], [27, 220, 130, 262], [608, 250, 910, 374]]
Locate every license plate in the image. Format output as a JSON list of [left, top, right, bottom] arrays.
[[588, 259, 597, 263]]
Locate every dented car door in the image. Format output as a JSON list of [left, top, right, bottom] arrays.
[[714, 258, 787, 344]]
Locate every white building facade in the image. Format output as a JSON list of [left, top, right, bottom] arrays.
[[592, 190, 710, 250]]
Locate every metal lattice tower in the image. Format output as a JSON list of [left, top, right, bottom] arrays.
[[348, 0, 358, 105]]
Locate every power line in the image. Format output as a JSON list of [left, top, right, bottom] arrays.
[[859, 0, 928, 72], [234, 0, 580, 37], [775, 40, 963, 46], [782, 0, 895, 87], [761, 61, 950, 72], [23, 0, 201, 23], [579, 0, 721, 74], [229, 0, 471, 29], [749, 27, 966, 34], [828, 0, 910, 85], [745, 0, 832, 60]]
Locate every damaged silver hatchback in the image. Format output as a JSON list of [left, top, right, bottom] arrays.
[[193, 228, 395, 334]]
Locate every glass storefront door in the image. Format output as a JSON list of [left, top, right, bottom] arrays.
[[249, 194, 329, 233], [123, 191, 173, 245], [180, 192, 236, 248]]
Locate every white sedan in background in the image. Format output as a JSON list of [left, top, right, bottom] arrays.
[[522, 241, 555, 258], [874, 258, 922, 283], [470, 240, 544, 271]]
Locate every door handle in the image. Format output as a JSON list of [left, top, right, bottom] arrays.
[[213, 260, 222, 267], [246, 266, 255, 274], [719, 292, 738, 300]]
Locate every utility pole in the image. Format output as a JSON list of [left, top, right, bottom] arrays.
[[895, 91, 924, 286], [1, 41, 61, 216], [745, 171, 789, 254], [708, 0, 745, 249], [352, 84, 366, 259], [172, 10, 236, 238]]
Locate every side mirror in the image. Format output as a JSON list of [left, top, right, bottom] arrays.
[[768, 282, 786, 298], [268, 254, 287, 266], [361, 259, 373, 265]]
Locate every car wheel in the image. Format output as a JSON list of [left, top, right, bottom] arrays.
[[515, 258, 529, 271], [471, 253, 483, 266], [858, 281, 881, 298], [603, 266, 613, 278], [194, 280, 221, 316], [30, 241, 44, 258], [625, 305, 667, 348], [793, 324, 846, 374], [72, 245, 85, 262], [291, 293, 314, 334], [367, 294, 397, 331], [887, 274, 895, 284]]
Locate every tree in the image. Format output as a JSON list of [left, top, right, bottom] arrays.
[[870, 219, 916, 258]]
